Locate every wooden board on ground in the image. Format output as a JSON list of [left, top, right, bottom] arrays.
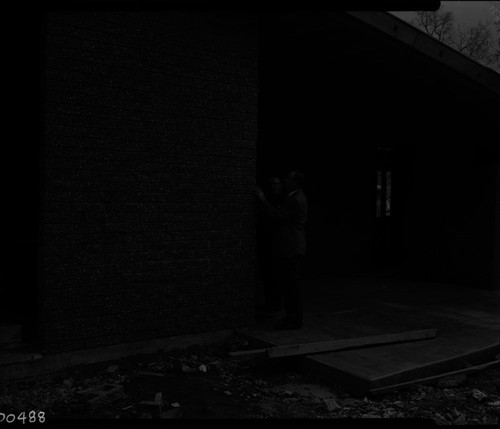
[[230, 328, 438, 359], [367, 359, 500, 395], [302, 341, 500, 394], [237, 278, 500, 395], [238, 325, 499, 395]]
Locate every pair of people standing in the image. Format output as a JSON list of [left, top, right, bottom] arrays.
[[255, 171, 308, 330]]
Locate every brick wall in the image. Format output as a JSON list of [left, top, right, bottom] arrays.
[[42, 11, 258, 353]]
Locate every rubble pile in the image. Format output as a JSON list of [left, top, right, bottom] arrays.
[[0, 335, 499, 424]]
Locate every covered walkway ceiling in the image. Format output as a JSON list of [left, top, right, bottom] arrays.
[[260, 10, 500, 147]]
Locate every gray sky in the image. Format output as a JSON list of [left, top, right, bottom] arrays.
[[390, 1, 500, 73]]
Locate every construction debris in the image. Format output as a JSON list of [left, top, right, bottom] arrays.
[[161, 408, 182, 418], [136, 371, 164, 377], [1, 335, 499, 422], [361, 412, 381, 418], [139, 392, 163, 416], [437, 374, 467, 388], [78, 383, 126, 410], [341, 398, 364, 407], [451, 408, 467, 425], [106, 365, 119, 374], [471, 388, 488, 402], [433, 412, 448, 425], [323, 398, 341, 411]]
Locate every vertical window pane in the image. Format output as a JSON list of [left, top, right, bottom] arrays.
[[376, 170, 382, 217], [385, 171, 391, 216]]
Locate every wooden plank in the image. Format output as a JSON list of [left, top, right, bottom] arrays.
[[367, 359, 500, 396], [229, 329, 437, 359], [367, 342, 500, 389], [236, 327, 334, 347], [302, 337, 499, 395], [317, 309, 358, 317], [229, 348, 268, 359], [269, 329, 438, 358], [0, 351, 43, 367]]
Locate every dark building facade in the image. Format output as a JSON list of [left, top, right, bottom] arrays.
[[258, 11, 500, 289], [2, 8, 499, 356], [41, 11, 258, 353], [4, 10, 258, 354]]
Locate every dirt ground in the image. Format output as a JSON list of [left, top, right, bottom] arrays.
[[1, 334, 499, 424]]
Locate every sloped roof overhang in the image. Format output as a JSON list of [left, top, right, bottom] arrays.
[[347, 11, 500, 99]]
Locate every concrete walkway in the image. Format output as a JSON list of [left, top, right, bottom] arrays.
[[240, 275, 500, 395]]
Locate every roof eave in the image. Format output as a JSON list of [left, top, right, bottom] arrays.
[[346, 11, 500, 98]]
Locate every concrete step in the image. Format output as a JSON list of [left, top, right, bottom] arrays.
[[0, 323, 22, 346]]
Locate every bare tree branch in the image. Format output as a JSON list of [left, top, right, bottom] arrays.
[[453, 22, 494, 64], [412, 10, 455, 44], [412, 9, 495, 67]]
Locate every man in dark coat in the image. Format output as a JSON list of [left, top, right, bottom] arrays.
[[255, 171, 308, 330]]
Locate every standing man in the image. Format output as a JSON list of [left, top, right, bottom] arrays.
[[255, 171, 308, 330]]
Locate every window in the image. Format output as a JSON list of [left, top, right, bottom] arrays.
[[376, 170, 382, 217], [376, 169, 392, 218], [385, 171, 391, 217]]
